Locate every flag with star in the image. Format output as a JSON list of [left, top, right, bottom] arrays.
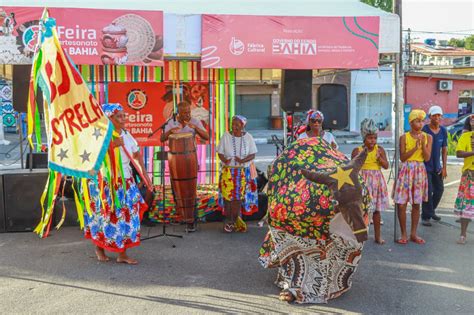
[[27, 10, 115, 237], [28, 13, 112, 177]]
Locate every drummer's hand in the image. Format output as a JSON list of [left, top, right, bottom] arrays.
[[187, 123, 196, 129], [170, 127, 181, 134], [112, 137, 124, 147]]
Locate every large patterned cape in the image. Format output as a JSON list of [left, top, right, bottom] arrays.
[[259, 137, 371, 304]]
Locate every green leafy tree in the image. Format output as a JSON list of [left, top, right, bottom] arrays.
[[360, 0, 393, 13], [448, 38, 465, 48], [465, 35, 474, 50]]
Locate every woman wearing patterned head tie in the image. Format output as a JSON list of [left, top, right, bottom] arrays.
[[298, 110, 338, 149], [217, 115, 259, 233], [352, 118, 389, 244], [83, 103, 149, 264], [393, 109, 432, 245]]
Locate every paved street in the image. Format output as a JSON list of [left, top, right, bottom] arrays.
[[0, 208, 472, 314], [1, 134, 473, 314]]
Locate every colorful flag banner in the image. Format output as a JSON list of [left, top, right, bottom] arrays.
[[28, 16, 113, 177], [27, 11, 121, 238]]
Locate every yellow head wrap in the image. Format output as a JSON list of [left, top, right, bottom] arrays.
[[408, 109, 426, 123]]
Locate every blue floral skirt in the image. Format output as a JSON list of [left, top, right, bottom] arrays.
[[84, 177, 148, 252]]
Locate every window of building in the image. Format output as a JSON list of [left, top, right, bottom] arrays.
[[453, 58, 463, 66], [459, 90, 474, 97]]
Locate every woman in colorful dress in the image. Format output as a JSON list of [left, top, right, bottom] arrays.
[[393, 109, 432, 245], [84, 103, 149, 264], [217, 115, 258, 232], [454, 115, 474, 244], [298, 110, 338, 149], [352, 118, 389, 244]]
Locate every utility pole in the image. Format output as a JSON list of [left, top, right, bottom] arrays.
[[393, 0, 403, 242], [407, 28, 411, 70]]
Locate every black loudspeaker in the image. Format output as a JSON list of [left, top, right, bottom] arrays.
[[26, 152, 48, 169], [318, 84, 348, 130], [0, 175, 5, 232], [3, 170, 50, 232], [280, 70, 312, 113], [13, 65, 43, 113]]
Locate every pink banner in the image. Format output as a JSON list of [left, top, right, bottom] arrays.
[[0, 6, 163, 66], [201, 15, 380, 69]]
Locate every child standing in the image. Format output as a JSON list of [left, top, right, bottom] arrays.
[[454, 114, 474, 244], [352, 118, 389, 244], [393, 109, 432, 245]]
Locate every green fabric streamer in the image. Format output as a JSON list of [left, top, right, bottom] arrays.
[[81, 66, 89, 82], [229, 72, 236, 124], [182, 60, 188, 82], [45, 171, 56, 224], [34, 109, 41, 152], [75, 178, 86, 216], [119, 65, 126, 82], [219, 82, 225, 138], [116, 148, 127, 197], [219, 69, 225, 82], [153, 146, 161, 185], [155, 67, 162, 82], [90, 66, 95, 94]]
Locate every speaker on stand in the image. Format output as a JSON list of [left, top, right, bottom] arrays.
[[280, 70, 313, 143], [318, 84, 348, 130], [280, 70, 313, 113]]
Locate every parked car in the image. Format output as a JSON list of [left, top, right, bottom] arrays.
[[446, 114, 469, 140]]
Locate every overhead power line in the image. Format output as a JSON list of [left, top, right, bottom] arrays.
[[403, 29, 474, 36]]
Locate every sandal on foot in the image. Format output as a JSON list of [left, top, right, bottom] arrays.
[[375, 239, 385, 245], [395, 238, 408, 245], [410, 237, 425, 245], [457, 236, 467, 245], [223, 223, 234, 233]]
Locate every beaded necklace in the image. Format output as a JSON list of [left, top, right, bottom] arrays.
[[232, 132, 246, 165]]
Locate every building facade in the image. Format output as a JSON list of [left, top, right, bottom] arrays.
[[405, 72, 474, 125]]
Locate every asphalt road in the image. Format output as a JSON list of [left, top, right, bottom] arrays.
[[0, 142, 472, 314], [0, 210, 472, 314]]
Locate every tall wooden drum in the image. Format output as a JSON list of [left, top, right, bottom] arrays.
[[168, 132, 198, 223]]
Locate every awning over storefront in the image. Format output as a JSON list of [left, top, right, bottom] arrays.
[[5, 0, 400, 56]]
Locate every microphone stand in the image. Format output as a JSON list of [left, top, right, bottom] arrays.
[[141, 118, 182, 247]]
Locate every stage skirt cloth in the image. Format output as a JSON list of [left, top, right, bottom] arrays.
[[361, 169, 389, 212], [84, 177, 148, 252], [393, 161, 428, 205], [455, 170, 474, 220], [218, 166, 258, 215]]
